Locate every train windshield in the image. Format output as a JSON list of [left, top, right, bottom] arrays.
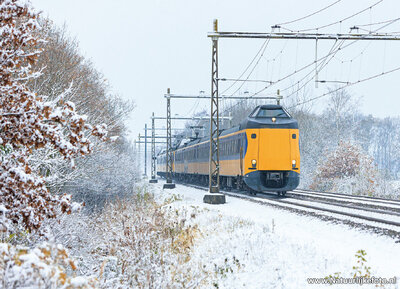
[[252, 108, 290, 118]]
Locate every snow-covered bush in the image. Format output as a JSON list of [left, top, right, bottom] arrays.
[[39, 187, 206, 288], [311, 141, 379, 196], [0, 242, 97, 288], [66, 138, 139, 212], [0, 0, 106, 232]]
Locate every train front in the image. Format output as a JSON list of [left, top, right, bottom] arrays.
[[241, 105, 300, 194]]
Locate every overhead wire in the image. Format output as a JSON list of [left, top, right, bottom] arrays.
[[222, 2, 386, 100], [183, 98, 200, 117], [249, 17, 400, 98], [272, 41, 342, 98], [355, 18, 400, 27], [262, 40, 288, 64], [282, 0, 384, 32], [280, 39, 346, 101], [249, 40, 349, 97], [288, 66, 400, 109], [220, 3, 399, 114], [221, 39, 347, 113], [275, 0, 342, 26], [227, 38, 271, 96], [333, 41, 372, 63], [220, 38, 270, 95], [270, 40, 288, 60], [288, 19, 400, 108]]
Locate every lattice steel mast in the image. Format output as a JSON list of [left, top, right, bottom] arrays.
[[164, 88, 176, 189], [149, 113, 157, 183], [144, 123, 147, 177], [204, 19, 226, 204]]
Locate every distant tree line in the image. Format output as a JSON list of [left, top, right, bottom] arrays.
[[217, 88, 400, 197], [28, 19, 139, 209]]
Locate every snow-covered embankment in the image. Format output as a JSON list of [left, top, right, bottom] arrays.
[[151, 182, 400, 289]]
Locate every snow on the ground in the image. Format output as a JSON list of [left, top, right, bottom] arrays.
[[148, 182, 400, 289]]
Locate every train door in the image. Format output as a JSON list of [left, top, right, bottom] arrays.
[[183, 149, 188, 173], [240, 147, 243, 176], [173, 151, 176, 173]]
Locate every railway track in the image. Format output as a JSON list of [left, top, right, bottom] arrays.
[[169, 182, 400, 234], [291, 189, 400, 209]]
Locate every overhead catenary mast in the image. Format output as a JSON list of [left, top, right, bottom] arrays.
[[149, 112, 158, 182]]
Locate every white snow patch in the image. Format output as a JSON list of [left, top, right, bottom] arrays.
[[149, 182, 400, 289]]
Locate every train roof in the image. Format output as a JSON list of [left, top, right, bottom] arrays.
[[240, 105, 298, 130], [164, 105, 298, 151]]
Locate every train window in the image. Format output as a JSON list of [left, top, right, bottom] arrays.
[[292, 134, 296, 139], [251, 133, 256, 139], [253, 108, 290, 118]]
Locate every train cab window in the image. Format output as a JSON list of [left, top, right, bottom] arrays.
[[251, 107, 290, 118], [292, 134, 296, 139], [251, 134, 256, 139]]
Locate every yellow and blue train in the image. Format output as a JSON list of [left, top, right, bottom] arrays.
[[157, 105, 300, 195]]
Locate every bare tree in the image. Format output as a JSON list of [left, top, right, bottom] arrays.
[[325, 87, 360, 143]]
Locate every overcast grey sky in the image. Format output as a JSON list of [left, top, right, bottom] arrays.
[[31, 0, 400, 140]]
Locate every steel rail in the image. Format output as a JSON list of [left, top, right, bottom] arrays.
[[296, 188, 400, 203], [286, 194, 400, 217], [293, 189, 400, 207]]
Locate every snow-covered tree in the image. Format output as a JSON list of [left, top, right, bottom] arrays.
[[324, 87, 360, 144], [311, 141, 378, 196], [25, 20, 136, 195], [0, 0, 106, 232]]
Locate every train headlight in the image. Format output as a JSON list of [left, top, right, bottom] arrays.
[[251, 159, 257, 168], [292, 160, 296, 168], [272, 117, 276, 122]]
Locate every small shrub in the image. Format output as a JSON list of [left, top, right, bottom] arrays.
[[352, 249, 371, 278], [0, 242, 97, 288]]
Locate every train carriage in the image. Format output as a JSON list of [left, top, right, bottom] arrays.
[[157, 104, 300, 195]]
